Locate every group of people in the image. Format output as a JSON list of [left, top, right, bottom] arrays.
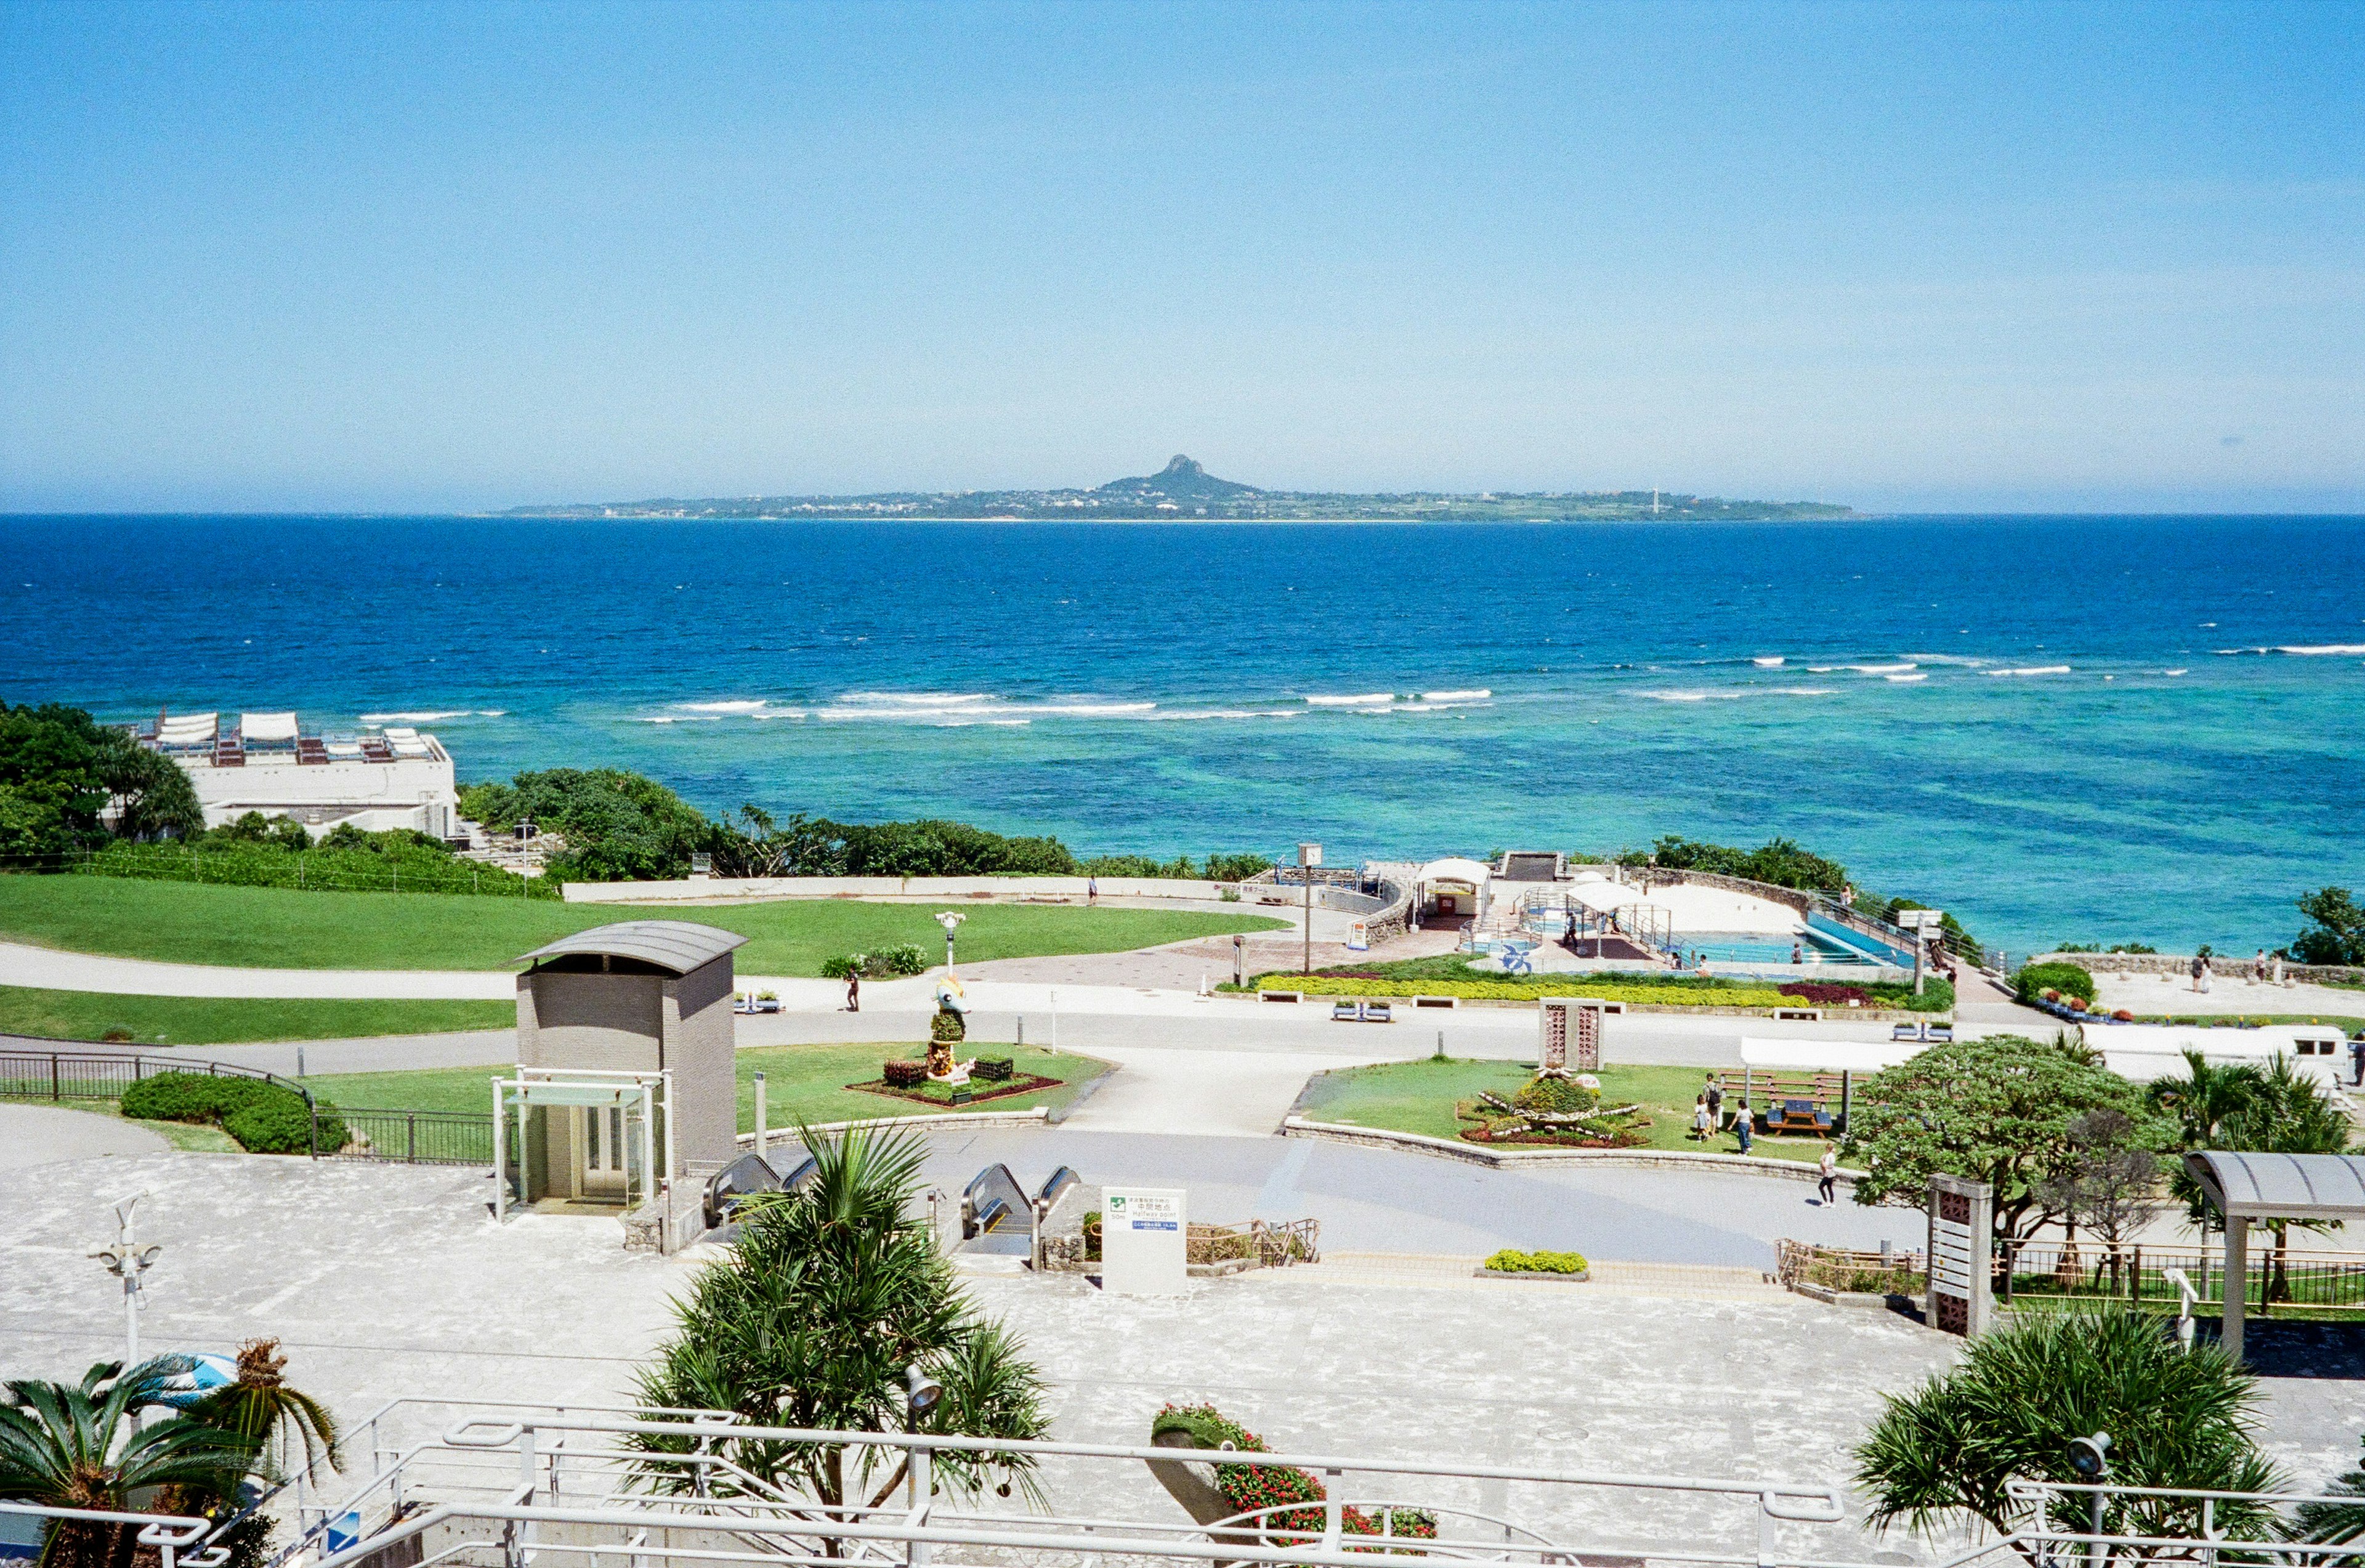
[[1683, 1071, 1842, 1203], [2188, 950, 2298, 993]]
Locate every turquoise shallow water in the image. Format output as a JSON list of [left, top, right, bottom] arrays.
[[2, 514, 2359, 955]]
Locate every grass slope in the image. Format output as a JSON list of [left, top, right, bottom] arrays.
[[0, 876, 1282, 973], [0, 985, 513, 1045], [304, 1041, 1113, 1126], [1295, 1057, 1833, 1163]]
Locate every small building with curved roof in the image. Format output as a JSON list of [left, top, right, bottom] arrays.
[[509, 921, 745, 1219], [1417, 857, 1493, 920]]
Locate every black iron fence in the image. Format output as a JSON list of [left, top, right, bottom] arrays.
[[333, 1106, 494, 1166], [0, 1045, 491, 1167], [1999, 1239, 2365, 1315]]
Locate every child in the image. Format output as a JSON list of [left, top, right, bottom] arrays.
[[1692, 1096, 1712, 1142]]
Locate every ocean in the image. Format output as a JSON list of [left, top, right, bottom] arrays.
[[4, 513, 2360, 956]]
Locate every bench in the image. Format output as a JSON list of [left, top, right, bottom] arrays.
[[1764, 1098, 1835, 1136]]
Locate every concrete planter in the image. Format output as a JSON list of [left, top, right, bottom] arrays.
[[1475, 1266, 1590, 1282]]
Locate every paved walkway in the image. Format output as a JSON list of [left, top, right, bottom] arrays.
[[2092, 968, 2365, 1020], [0, 1104, 169, 1168], [0, 940, 516, 999]]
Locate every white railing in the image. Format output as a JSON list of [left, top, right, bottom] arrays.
[[262, 1401, 2365, 1568]]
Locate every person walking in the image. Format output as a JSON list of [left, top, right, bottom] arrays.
[[2253, 948, 2267, 985], [2273, 953, 2287, 987], [1817, 1142, 1838, 1205], [2199, 955, 2213, 995], [2190, 953, 2206, 993], [1691, 1096, 1712, 1143], [1704, 1072, 1724, 1133], [1734, 1113, 1753, 1155], [846, 972, 860, 1013], [1086, 875, 1099, 907], [2350, 1034, 2364, 1088]]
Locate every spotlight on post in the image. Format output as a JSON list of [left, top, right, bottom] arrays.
[[904, 1364, 944, 1423]]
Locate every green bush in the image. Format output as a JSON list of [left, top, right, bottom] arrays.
[[1482, 1248, 1588, 1274], [1150, 1404, 1326, 1526], [84, 839, 552, 899], [1511, 1074, 1599, 1114], [118, 1070, 333, 1154], [930, 1010, 966, 1043], [2015, 961, 2095, 1005], [872, 943, 927, 976], [819, 952, 867, 980]]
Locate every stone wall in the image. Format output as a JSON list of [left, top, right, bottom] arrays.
[[2032, 951, 2365, 987]]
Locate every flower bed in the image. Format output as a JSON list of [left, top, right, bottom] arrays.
[[847, 1069, 1061, 1107], [1482, 1248, 1588, 1275]]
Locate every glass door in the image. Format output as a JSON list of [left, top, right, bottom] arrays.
[[581, 1102, 629, 1200]]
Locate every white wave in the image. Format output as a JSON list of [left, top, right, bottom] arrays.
[[1750, 657, 1785, 668], [1420, 688, 1493, 701], [1635, 690, 1710, 702], [2212, 648, 2270, 656], [834, 691, 993, 706], [2278, 644, 2365, 655], [1805, 665, 1838, 674], [1765, 686, 1837, 696], [746, 708, 809, 720], [1885, 673, 1928, 683], [1984, 665, 2072, 677], [2162, 668, 2189, 677], [676, 700, 775, 713], [634, 714, 723, 724], [1024, 701, 1157, 716], [1304, 692, 1397, 706], [1846, 662, 1917, 674], [1142, 708, 1303, 721], [1900, 653, 1989, 667], [358, 709, 501, 723]]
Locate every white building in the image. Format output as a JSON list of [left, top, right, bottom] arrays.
[[148, 710, 461, 838]]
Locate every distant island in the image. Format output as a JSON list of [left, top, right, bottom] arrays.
[[503, 456, 1855, 522]]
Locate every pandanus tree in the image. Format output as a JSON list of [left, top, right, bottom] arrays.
[[185, 1339, 344, 1486], [1856, 1306, 2285, 1562], [631, 1124, 1049, 1538], [0, 1358, 251, 1568]]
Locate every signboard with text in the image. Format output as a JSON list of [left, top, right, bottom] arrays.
[[1102, 1186, 1188, 1295]]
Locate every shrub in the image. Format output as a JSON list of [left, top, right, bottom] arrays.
[[930, 1010, 966, 1043], [2015, 961, 2096, 1005], [881, 1059, 929, 1088], [118, 1070, 334, 1153], [820, 953, 867, 980], [1511, 1075, 1599, 1115], [1482, 1248, 1588, 1274], [972, 1056, 1014, 1082], [871, 943, 927, 977]]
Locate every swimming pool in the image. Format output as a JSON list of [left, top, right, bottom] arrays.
[[1676, 930, 1876, 966]]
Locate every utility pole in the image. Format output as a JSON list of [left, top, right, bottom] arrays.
[[1298, 842, 1322, 975]]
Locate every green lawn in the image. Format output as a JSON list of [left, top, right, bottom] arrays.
[[2125, 1012, 2365, 1030], [0, 875, 1283, 973], [0, 985, 514, 1045], [1295, 1057, 1832, 1163], [303, 1041, 1114, 1125]]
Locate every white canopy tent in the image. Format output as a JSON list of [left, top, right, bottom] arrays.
[[156, 712, 218, 748], [240, 711, 299, 745]]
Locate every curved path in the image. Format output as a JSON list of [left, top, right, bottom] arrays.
[[0, 1104, 171, 1169]]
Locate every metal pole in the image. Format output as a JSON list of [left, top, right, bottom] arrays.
[[493, 1078, 508, 1222], [1301, 846, 1312, 976], [754, 1073, 767, 1162]]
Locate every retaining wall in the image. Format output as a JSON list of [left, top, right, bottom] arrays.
[[2032, 951, 2365, 987], [565, 875, 1240, 905]]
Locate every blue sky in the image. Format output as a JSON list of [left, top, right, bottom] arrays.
[[2, 0, 2359, 513]]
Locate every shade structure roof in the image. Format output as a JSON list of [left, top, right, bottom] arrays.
[[518, 920, 747, 975], [241, 711, 299, 742], [2184, 1151, 2365, 1222], [1418, 857, 1494, 887]]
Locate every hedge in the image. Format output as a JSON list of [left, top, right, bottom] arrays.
[[118, 1070, 344, 1154], [1482, 1248, 1588, 1274], [2014, 961, 2096, 1006], [83, 841, 554, 899]]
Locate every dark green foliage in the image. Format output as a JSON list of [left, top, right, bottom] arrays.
[[1150, 1404, 1325, 1526], [1843, 1035, 2169, 1242], [630, 1125, 1049, 1513], [1649, 835, 1848, 891], [118, 1071, 336, 1154], [2297, 1434, 2365, 1548], [1511, 1074, 1599, 1114], [2294, 887, 2365, 966], [0, 701, 203, 860], [971, 1056, 1014, 1082], [930, 1010, 966, 1043], [84, 833, 549, 899], [2014, 961, 2096, 1004], [1080, 851, 1276, 881], [1854, 1307, 2283, 1550], [459, 769, 714, 882]]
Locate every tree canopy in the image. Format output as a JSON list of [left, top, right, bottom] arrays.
[[2292, 887, 2365, 966], [1843, 1033, 2168, 1242], [0, 702, 203, 859]]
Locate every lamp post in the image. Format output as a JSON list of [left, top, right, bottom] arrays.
[[1298, 842, 1321, 976], [2069, 1431, 2112, 1568], [89, 1192, 160, 1415], [934, 910, 966, 970]]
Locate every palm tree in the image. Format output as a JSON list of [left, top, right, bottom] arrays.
[[2297, 1434, 2365, 1554], [0, 1359, 252, 1568], [1856, 1306, 2286, 1562], [184, 1339, 343, 1485], [631, 1124, 1049, 1541], [2215, 1054, 2353, 1303]]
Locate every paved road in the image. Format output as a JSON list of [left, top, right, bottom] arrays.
[[0, 1104, 169, 1168]]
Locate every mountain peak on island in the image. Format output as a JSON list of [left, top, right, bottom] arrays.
[[1093, 454, 1262, 501]]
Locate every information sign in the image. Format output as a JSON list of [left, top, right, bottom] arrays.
[[1101, 1186, 1188, 1295]]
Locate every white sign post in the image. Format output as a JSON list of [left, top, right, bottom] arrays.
[[1101, 1186, 1188, 1295]]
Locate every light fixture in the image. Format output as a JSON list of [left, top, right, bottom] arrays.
[[904, 1364, 944, 1422]]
